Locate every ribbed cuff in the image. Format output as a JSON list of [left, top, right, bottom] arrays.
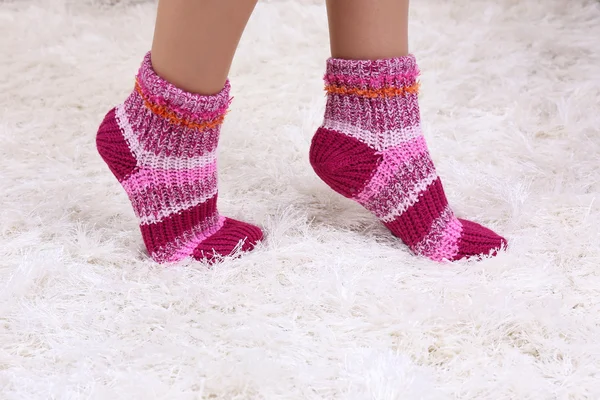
[[324, 55, 419, 89], [136, 52, 231, 122]]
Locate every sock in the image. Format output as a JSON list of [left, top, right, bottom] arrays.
[[310, 55, 506, 261], [96, 53, 263, 263]]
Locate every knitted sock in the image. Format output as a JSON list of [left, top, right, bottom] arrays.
[[96, 53, 263, 263], [310, 56, 506, 261]]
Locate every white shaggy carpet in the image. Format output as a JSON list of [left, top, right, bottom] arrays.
[[1, 0, 600, 398]]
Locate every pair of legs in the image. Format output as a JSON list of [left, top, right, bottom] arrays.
[[97, 0, 506, 264], [151, 0, 409, 94]]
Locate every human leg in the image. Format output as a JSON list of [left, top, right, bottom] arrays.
[[311, 0, 506, 261], [326, 0, 409, 59], [151, 0, 258, 94]]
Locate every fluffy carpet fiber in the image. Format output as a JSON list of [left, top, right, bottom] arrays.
[[1, 0, 600, 398]]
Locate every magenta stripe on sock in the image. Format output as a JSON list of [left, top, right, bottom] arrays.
[[383, 178, 448, 246], [140, 195, 219, 257], [354, 136, 429, 202]]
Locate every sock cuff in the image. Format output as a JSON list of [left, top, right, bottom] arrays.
[[324, 55, 419, 91], [135, 52, 231, 126]]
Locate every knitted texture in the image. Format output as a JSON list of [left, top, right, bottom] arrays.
[[96, 53, 263, 263], [310, 56, 507, 261]]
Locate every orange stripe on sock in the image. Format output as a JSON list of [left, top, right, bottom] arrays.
[[135, 81, 225, 131], [325, 82, 420, 98]]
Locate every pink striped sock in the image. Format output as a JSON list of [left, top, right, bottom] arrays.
[[310, 55, 507, 261], [96, 52, 263, 263]]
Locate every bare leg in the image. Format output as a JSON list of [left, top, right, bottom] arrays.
[[151, 0, 258, 94], [326, 0, 409, 59]]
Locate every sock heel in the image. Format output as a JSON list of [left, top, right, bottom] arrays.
[[309, 127, 381, 199], [96, 107, 137, 182]]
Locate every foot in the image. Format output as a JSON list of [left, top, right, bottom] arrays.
[[96, 53, 262, 263], [310, 56, 506, 261]]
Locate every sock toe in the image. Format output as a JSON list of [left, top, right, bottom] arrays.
[[452, 219, 507, 260], [192, 218, 263, 262]]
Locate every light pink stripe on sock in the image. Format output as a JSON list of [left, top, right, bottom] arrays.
[[354, 135, 429, 203], [133, 188, 217, 225], [122, 161, 217, 194], [162, 216, 227, 262], [416, 213, 463, 261]]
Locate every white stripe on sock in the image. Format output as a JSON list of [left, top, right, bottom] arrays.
[[322, 118, 423, 151], [115, 103, 217, 170]]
